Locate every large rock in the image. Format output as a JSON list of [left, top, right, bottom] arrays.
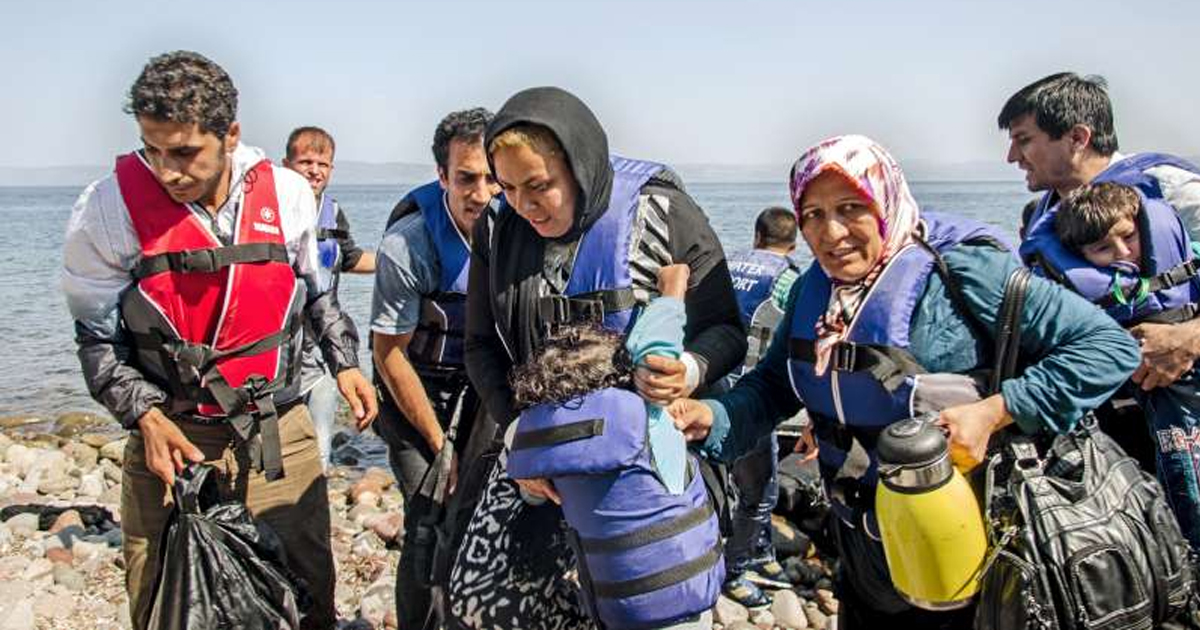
[[360, 467, 393, 491], [99, 438, 127, 464], [815, 588, 838, 615], [80, 432, 120, 449], [770, 590, 809, 629], [363, 512, 403, 545], [2, 513, 38, 538], [725, 622, 758, 630], [0, 556, 30, 581], [0, 524, 10, 549], [0, 433, 12, 459], [71, 540, 108, 563], [19, 558, 53, 584], [358, 578, 394, 628], [31, 588, 75, 620], [44, 547, 73, 566], [712, 595, 750, 624], [750, 608, 776, 629]]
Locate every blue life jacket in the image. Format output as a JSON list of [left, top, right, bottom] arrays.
[[507, 388, 723, 629], [1020, 154, 1200, 325], [535, 156, 664, 336], [787, 213, 1007, 530], [727, 249, 798, 373], [316, 194, 342, 272], [403, 181, 471, 372]]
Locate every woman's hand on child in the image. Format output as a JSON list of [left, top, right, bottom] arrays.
[[636, 355, 694, 405], [514, 477, 561, 505], [667, 398, 713, 441], [656, 264, 691, 300]]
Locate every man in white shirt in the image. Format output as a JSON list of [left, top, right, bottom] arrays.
[[62, 50, 376, 630]]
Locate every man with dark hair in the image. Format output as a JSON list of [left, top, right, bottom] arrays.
[[371, 107, 499, 628], [62, 50, 377, 629], [283, 125, 375, 469], [721, 206, 801, 607], [1001, 72, 1200, 459]]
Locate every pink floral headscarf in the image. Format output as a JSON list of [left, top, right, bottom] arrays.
[[789, 135, 922, 376]]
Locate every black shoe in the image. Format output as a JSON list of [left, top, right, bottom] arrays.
[[722, 574, 772, 608]]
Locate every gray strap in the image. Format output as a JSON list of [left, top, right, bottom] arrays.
[[590, 543, 722, 600], [510, 418, 605, 451], [134, 242, 288, 279], [579, 503, 714, 555]]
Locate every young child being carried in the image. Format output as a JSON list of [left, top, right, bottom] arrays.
[[505, 264, 723, 630], [1040, 181, 1200, 550]]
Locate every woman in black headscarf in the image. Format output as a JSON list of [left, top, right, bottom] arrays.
[[447, 87, 746, 629]]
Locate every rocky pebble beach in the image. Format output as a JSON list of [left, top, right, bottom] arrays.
[[0, 414, 839, 630]]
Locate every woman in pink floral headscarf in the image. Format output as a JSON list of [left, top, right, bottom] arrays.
[[670, 135, 1140, 628]]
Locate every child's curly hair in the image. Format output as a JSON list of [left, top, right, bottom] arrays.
[[510, 323, 635, 409]]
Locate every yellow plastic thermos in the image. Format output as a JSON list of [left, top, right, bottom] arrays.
[[875, 417, 989, 610]]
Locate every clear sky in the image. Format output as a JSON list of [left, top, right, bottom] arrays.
[[1, 0, 1197, 169]]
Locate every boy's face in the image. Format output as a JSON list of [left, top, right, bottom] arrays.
[[1080, 217, 1141, 269]]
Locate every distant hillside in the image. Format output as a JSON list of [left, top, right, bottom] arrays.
[[3, 155, 1197, 187]]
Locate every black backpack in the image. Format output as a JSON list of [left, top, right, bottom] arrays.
[[974, 269, 1198, 630]]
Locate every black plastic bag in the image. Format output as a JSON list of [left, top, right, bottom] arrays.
[[148, 464, 310, 630]]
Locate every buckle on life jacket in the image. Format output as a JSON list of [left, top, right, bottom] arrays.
[[214, 374, 286, 481], [830, 342, 857, 372], [538, 294, 604, 331], [171, 248, 220, 274]]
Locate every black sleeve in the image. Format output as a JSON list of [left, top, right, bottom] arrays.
[[307, 283, 360, 374], [335, 208, 364, 272], [74, 322, 168, 429], [647, 184, 748, 386], [464, 214, 518, 428]]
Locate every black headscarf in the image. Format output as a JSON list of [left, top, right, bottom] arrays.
[[485, 86, 615, 241]]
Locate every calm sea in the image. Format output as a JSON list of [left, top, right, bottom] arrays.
[[0, 181, 1030, 420]]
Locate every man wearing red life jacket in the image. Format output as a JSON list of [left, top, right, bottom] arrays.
[[62, 50, 377, 630]]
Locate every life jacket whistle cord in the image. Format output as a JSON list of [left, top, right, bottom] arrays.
[[1020, 153, 1200, 326], [116, 152, 303, 480], [507, 388, 724, 629]]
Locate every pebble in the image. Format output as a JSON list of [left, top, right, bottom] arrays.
[[346, 502, 381, 524], [0, 415, 43, 430], [78, 470, 106, 498], [64, 443, 99, 469], [0, 597, 34, 630], [815, 588, 838, 615], [712, 595, 750, 624], [20, 558, 54, 584], [749, 608, 775, 629], [72, 540, 108, 563], [99, 439, 127, 464], [55, 525, 86, 549], [771, 589, 809, 629], [33, 589, 77, 620], [0, 524, 10, 549], [3, 513, 39, 538], [358, 578, 393, 628], [49, 510, 84, 535], [52, 563, 86, 591], [4, 445, 37, 478], [803, 601, 828, 630], [0, 433, 12, 458], [360, 467, 393, 490], [826, 614, 838, 629], [771, 514, 811, 558], [725, 622, 758, 630], [0, 556, 30, 581], [99, 459, 123, 484], [364, 512, 403, 545], [351, 487, 381, 508], [80, 432, 119, 449], [45, 547, 73, 566]]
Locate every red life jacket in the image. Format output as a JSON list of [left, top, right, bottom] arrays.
[[115, 152, 303, 479]]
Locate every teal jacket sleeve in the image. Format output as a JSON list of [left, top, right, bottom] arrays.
[[942, 244, 1140, 434], [700, 281, 804, 463]]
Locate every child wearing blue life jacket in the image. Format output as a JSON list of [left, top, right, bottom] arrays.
[[1054, 181, 1200, 550], [505, 265, 723, 630]]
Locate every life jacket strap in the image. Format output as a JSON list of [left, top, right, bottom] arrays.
[[510, 417, 605, 451], [788, 339, 925, 393], [317, 227, 349, 241], [1095, 260, 1200, 309], [133, 242, 289, 279], [578, 502, 715, 555], [537, 288, 639, 330], [218, 377, 285, 482], [589, 542, 723, 600]]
